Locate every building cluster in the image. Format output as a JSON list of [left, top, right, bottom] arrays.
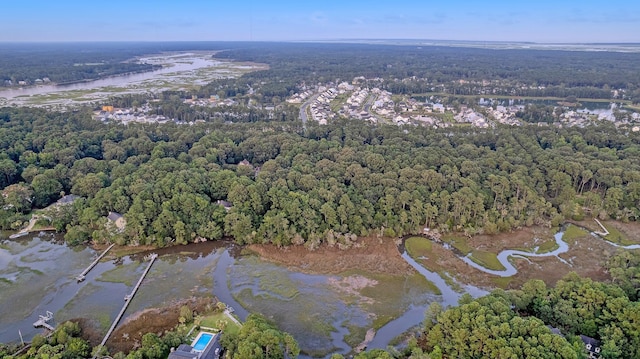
[[337, 86, 372, 121], [484, 105, 521, 126], [291, 80, 504, 128], [286, 90, 314, 104], [94, 105, 171, 124], [309, 87, 340, 124], [184, 96, 236, 107], [291, 78, 640, 130], [3, 77, 51, 87], [455, 108, 490, 128]]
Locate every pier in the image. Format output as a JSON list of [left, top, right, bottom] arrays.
[[33, 311, 55, 331], [76, 243, 115, 282], [93, 253, 157, 358], [593, 218, 610, 237]]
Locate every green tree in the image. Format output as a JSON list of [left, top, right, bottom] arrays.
[[223, 314, 300, 359]]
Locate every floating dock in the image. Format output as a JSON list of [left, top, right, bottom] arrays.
[[76, 243, 115, 282], [33, 311, 55, 331]]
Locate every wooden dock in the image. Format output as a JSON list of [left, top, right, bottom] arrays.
[[593, 218, 610, 237], [93, 253, 157, 359], [76, 243, 115, 282], [33, 311, 55, 331]]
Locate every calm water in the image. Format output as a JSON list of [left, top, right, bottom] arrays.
[[0, 232, 475, 357], [0, 54, 219, 100]]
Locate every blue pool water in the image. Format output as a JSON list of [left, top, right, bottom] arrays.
[[193, 333, 213, 351]]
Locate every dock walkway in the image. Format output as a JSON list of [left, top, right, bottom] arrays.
[[593, 218, 610, 236], [76, 243, 115, 282], [93, 253, 157, 358]]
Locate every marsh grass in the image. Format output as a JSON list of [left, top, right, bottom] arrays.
[[96, 262, 140, 286], [405, 237, 432, 257], [469, 250, 505, 271], [562, 225, 589, 244], [604, 224, 638, 246], [444, 235, 472, 255]]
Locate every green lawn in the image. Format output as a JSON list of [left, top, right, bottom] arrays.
[[199, 312, 240, 336], [330, 93, 349, 111]]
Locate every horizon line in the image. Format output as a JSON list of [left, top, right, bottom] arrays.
[[0, 39, 639, 45]]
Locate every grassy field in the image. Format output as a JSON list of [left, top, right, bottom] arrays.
[[604, 224, 638, 246], [562, 225, 590, 244], [491, 276, 513, 289], [468, 250, 505, 271], [443, 235, 472, 255], [199, 311, 240, 336], [535, 239, 560, 253], [405, 236, 432, 257]]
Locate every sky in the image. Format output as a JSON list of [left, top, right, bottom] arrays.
[[2, 0, 639, 43]]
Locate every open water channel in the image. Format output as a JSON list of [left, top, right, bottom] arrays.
[[0, 231, 485, 357], [3, 224, 635, 357], [0, 52, 260, 106]]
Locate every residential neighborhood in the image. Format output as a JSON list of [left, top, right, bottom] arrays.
[[288, 76, 640, 130]]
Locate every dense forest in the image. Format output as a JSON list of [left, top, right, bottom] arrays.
[[1, 106, 638, 248], [4, 42, 640, 103], [347, 265, 640, 359], [209, 43, 640, 103]]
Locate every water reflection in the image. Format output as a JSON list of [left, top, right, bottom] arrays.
[[0, 234, 480, 357]]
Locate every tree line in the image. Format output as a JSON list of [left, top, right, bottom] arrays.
[[1, 107, 639, 248]]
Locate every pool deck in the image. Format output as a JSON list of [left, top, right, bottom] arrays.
[[191, 332, 215, 351], [183, 331, 221, 359]]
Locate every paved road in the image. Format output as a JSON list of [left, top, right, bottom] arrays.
[[299, 93, 319, 127], [363, 93, 384, 122]]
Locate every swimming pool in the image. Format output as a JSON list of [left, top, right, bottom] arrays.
[[192, 332, 214, 352]]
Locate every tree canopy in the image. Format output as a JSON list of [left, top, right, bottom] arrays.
[[1, 107, 639, 248]]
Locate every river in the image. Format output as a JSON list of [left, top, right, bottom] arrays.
[[0, 53, 261, 106]]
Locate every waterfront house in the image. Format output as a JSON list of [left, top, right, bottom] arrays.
[[169, 333, 222, 359], [168, 344, 199, 359], [107, 211, 126, 231]]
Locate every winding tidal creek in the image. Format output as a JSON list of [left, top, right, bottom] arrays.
[[0, 224, 636, 357]]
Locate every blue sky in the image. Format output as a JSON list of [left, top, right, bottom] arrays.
[[2, 0, 639, 43]]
